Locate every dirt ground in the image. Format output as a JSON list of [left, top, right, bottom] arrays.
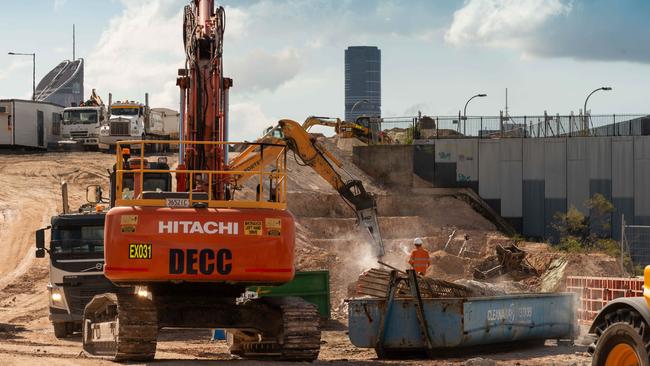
[[0, 150, 596, 365]]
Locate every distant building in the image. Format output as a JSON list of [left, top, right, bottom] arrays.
[[34, 59, 84, 107], [344, 46, 381, 122]]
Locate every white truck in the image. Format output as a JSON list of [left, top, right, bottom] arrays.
[[98, 93, 169, 151], [59, 90, 106, 150]]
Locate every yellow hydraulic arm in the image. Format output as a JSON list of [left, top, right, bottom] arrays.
[[228, 118, 385, 257], [301, 116, 372, 143]]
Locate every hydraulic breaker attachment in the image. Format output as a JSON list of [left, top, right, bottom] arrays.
[[339, 180, 385, 257]]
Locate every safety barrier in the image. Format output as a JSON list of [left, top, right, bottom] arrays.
[[566, 276, 643, 323]]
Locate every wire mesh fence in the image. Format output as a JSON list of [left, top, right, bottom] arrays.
[[621, 217, 650, 273], [363, 113, 649, 143]]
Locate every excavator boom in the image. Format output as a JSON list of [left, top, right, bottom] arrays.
[[229, 118, 385, 257]]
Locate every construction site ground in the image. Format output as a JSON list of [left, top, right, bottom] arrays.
[[0, 143, 622, 365]]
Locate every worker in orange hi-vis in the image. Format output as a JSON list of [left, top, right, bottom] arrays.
[[408, 237, 430, 275]]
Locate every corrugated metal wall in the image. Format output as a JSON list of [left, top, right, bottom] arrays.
[[612, 137, 634, 239], [414, 136, 650, 240]]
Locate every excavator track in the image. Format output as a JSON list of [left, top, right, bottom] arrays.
[[230, 297, 321, 361], [82, 292, 158, 361]]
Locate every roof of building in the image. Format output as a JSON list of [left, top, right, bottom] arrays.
[[34, 59, 83, 102]]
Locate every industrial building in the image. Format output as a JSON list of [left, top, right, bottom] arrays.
[[344, 46, 381, 122], [34, 59, 84, 107]]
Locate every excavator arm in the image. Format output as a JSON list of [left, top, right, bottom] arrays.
[[228, 118, 385, 257], [301, 115, 372, 143]]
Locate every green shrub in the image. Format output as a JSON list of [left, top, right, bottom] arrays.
[[558, 236, 584, 253]]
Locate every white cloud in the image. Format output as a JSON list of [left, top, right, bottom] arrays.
[[229, 102, 275, 141], [53, 0, 67, 12], [445, 0, 571, 48], [223, 6, 248, 41], [228, 48, 301, 93], [85, 0, 184, 108]]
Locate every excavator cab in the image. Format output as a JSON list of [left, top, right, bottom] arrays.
[[108, 149, 172, 207]]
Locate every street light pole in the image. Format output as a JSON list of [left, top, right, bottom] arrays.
[[8, 52, 36, 100], [463, 93, 487, 135], [583, 86, 612, 134]]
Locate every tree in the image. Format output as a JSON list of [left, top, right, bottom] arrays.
[[552, 194, 617, 254]]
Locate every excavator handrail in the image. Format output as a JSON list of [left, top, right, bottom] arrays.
[[115, 140, 287, 147], [114, 140, 288, 210]]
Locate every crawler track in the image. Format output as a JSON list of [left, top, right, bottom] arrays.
[[232, 297, 321, 361], [82, 292, 158, 361]]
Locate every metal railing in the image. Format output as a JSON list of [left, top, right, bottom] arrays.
[[115, 140, 287, 210], [364, 113, 649, 143]]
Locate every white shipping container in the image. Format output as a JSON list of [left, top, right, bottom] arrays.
[[0, 99, 64, 149], [151, 107, 180, 138]]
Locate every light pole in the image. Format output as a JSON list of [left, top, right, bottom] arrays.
[[583, 86, 612, 133], [462, 93, 487, 135], [8, 52, 36, 101]]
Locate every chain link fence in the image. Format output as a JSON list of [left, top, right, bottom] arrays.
[[362, 113, 649, 144], [621, 216, 650, 273]]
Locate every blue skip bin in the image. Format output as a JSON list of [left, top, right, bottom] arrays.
[[348, 270, 578, 357]]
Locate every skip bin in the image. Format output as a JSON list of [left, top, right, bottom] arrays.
[[348, 292, 577, 356], [251, 270, 330, 319]]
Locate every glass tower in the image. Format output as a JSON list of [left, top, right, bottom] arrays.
[[344, 46, 380, 122]]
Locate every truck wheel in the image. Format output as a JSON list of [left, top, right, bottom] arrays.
[[53, 322, 68, 338], [592, 309, 650, 366]]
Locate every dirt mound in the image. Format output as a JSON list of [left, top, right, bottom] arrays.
[[426, 250, 472, 280]]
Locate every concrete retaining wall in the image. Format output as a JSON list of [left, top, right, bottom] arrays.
[[411, 136, 650, 240]]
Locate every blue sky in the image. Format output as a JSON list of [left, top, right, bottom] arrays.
[[1, 0, 649, 140]]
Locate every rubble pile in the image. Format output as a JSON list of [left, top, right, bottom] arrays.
[[286, 137, 624, 316]]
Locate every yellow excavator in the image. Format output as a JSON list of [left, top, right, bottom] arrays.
[[229, 118, 385, 257], [300, 115, 392, 145]]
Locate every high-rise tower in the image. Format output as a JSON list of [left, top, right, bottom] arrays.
[[344, 46, 380, 122]]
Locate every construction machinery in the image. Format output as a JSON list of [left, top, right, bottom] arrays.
[[80, 1, 382, 362], [301, 115, 391, 144], [588, 266, 650, 365]]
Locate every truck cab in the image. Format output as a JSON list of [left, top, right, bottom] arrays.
[[36, 212, 115, 338], [36, 166, 173, 338], [60, 105, 106, 149], [99, 96, 168, 152]]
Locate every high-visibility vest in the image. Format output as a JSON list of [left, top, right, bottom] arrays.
[[409, 248, 430, 274]]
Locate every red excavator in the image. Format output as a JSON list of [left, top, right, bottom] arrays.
[[81, 0, 381, 361]]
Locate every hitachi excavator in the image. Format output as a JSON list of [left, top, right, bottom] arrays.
[[80, 0, 382, 362]]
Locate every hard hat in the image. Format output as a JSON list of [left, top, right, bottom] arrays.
[[414, 237, 423, 246]]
